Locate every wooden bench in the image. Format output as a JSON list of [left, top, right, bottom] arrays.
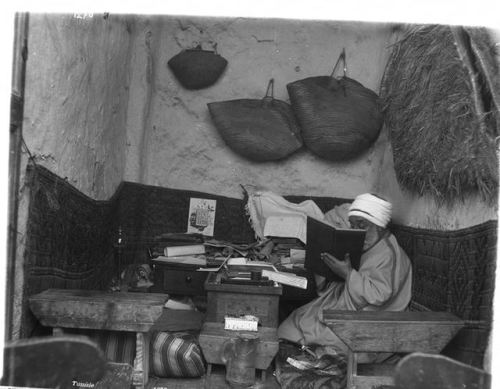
[[29, 288, 169, 389], [323, 310, 464, 389], [394, 352, 491, 389], [1, 335, 107, 388]]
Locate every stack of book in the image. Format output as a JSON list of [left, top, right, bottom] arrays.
[[152, 243, 207, 266]]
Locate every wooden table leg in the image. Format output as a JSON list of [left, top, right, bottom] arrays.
[[204, 365, 213, 389], [52, 327, 64, 337], [132, 332, 150, 389], [346, 350, 358, 389]]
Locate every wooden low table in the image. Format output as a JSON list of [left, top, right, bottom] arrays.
[[29, 288, 169, 389], [322, 310, 464, 389]]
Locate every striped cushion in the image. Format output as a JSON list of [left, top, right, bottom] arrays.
[[67, 329, 135, 366], [91, 331, 136, 366], [150, 332, 205, 378]]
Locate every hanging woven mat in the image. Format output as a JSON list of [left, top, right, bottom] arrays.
[[287, 49, 384, 161], [207, 79, 303, 161], [380, 25, 499, 204], [168, 43, 228, 90]]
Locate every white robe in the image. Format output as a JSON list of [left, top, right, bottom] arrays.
[[278, 232, 412, 349]]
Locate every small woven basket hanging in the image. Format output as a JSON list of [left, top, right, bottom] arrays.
[[168, 44, 228, 90], [208, 79, 303, 161], [287, 49, 384, 161]]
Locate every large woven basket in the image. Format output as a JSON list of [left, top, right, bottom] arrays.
[[208, 79, 303, 162], [287, 51, 384, 161], [168, 45, 228, 90]]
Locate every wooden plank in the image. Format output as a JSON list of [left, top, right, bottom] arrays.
[[394, 352, 491, 389], [29, 289, 169, 332], [329, 321, 463, 352], [30, 288, 169, 304], [346, 350, 356, 389], [132, 332, 150, 389], [323, 310, 463, 323], [352, 374, 394, 389], [323, 310, 463, 353], [198, 323, 279, 370]]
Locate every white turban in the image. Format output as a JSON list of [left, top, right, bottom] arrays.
[[348, 193, 392, 228]]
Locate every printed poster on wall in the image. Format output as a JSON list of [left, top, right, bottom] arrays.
[[187, 198, 217, 236]]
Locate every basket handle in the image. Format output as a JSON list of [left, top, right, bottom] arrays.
[[191, 42, 219, 54], [330, 48, 347, 78], [264, 78, 275, 99], [211, 42, 219, 55]]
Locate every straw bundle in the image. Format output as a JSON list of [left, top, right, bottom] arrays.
[[380, 25, 499, 204]]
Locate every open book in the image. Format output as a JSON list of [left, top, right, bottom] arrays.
[[305, 217, 366, 281]]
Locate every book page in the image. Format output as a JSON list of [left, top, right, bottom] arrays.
[[263, 214, 307, 244], [152, 255, 207, 266]]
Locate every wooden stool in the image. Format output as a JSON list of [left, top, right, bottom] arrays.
[[323, 310, 464, 389], [198, 322, 279, 384], [29, 288, 169, 389]]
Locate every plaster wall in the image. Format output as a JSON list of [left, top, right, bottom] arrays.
[[124, 15, 497, 227], [125, 16, 394, 203], [20, 14, 498, 230], [22, 13, 132, 200]]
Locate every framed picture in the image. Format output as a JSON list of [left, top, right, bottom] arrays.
[[187, 198, 217, 236]]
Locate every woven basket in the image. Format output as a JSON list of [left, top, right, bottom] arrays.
[[208, 79, 303, 161], [287, 50, 384, 161], [168, 44, 228, 90]]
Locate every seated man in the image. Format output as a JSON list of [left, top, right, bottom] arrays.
[[278, 193, 412, 355]]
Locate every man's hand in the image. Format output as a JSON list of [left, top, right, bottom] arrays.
[[320, 252, 352, 280]]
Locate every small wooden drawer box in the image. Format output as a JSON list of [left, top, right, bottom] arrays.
[[151, 263, 208, 296], [204, 273, 282, 328]]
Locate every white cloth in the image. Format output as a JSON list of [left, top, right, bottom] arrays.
[[277, 232, 412, 351], [323, 203, 351, 229], [348, 193, 392, 227], [245, 191, 324, 243]]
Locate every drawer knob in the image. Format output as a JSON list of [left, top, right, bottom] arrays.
[[185, 275, 192, 283]]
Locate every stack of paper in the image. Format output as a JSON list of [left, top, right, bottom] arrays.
[[261, 269, 307, 289], [152, 255, 206, 266], [163, 244, 205, 257]]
